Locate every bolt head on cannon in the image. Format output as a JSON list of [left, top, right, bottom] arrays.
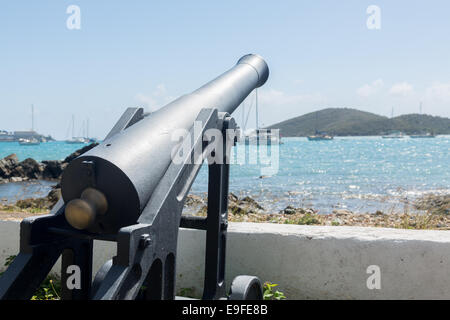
[[65, 187, 108, 230]]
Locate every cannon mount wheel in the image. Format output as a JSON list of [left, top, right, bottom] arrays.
[[228, 275, 263, 300]]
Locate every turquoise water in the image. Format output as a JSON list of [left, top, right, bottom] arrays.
[[191, 136, 450, 213], [0, 141, 84, 204], [1, 137, 449, 213], [0, 141, 86, 162], [0, 180, 55, 204]]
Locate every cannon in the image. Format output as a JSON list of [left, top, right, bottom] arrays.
[[0, 54, 269, 300]]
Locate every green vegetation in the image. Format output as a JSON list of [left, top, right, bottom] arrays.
[[177, 287, 198, 298], [2, 256, 285, 300], [0, 255, 61, 300], [284, 213, 321, 225], [31, 276, 61, 300], [263, 282, 286, 300], [394, 213, 435, 230], [0, 198, 51, 214], [266, 108, 450, 137]]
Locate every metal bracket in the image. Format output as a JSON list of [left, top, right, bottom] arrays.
[[104, 107, 144, 140]]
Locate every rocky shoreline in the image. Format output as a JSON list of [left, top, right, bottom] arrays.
[[1, 187, 449, 229], [0, 143, 98, 184], [185, 193, 450, 230], [0, 142, 449, 229]]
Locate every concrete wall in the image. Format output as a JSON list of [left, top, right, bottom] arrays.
[[2, 220, 450, 299]]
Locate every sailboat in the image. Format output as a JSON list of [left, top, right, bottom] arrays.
[[382, 131, 405, 139], [307, 112, 334, 141], [241, 89, 282, 145], [66, 115, 89, 144], [307, 132, 334, 141], [19, 104, 41, 146], [382, 107, 405, 139], [409, 102, 436, 138]]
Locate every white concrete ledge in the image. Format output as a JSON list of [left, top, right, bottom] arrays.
[[2, 220, 450, 299]]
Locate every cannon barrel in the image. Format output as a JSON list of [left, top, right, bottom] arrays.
[[61, 54, 269, 233]]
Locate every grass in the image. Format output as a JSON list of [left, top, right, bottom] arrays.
[[394, 212, 436, 230], [284, 213, 321, 225], [0, 203, 49, 214]]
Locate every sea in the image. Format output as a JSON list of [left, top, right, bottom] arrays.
[[0, 137, 449, 214]]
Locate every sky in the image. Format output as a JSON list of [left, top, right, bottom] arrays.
[[0, 0, 449, 139]]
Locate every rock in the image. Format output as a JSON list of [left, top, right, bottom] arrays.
[[63, 143, 99, 163], [333, 209, 353, 216], [240, 196, 264, 210], [4, 153, 19, 163], [229, 204, 250, 215], [0, 154, 19, 178], [281, 205, 297, 215], [42, 160, 65, 179], [12, 158, 43, 179], [185, 194, 205, 206], [47, 188, 61, 207], [9, 177, 23, 182], [228, 193, 239, 203], [304, 208, 316, 215], [414, 194, 450, 215]]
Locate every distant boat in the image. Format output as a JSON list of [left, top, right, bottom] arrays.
[[307, 112, 334, 141], [0, 131, 15, 142], [307, 133, 334, 141], [244, 129, 282, 145], [65, 115, 90, 144], [18, 138, 40, 146], [66, 137, 89, 144], [409, 103, 436, 138], [410, 133, 436, 138], [382, 131, 405, 139], [18, 104, 43, 145], [240, 89, 283, 145], [382, 108, 405, 139]]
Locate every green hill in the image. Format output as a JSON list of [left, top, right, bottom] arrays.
[[266, 108, 450, 137]]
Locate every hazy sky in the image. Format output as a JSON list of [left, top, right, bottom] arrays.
[[1, 1, 449, 139]]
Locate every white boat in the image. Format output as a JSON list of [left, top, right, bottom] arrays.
[[410, 133, 436, 138], [307, 132, 334, 141], [239, 89, 282, 145], [307, 112, 334, 141], [382, 131, 404, 139], [18, 138, 40, 146], [243, 129, 282, 145], [65, 115, 90, 144], [66, 137, 89, 144], [18, 105, 42, 145], [0, 131, 14, 142]]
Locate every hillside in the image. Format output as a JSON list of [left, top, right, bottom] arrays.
[[266, 108, 450, 137]]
